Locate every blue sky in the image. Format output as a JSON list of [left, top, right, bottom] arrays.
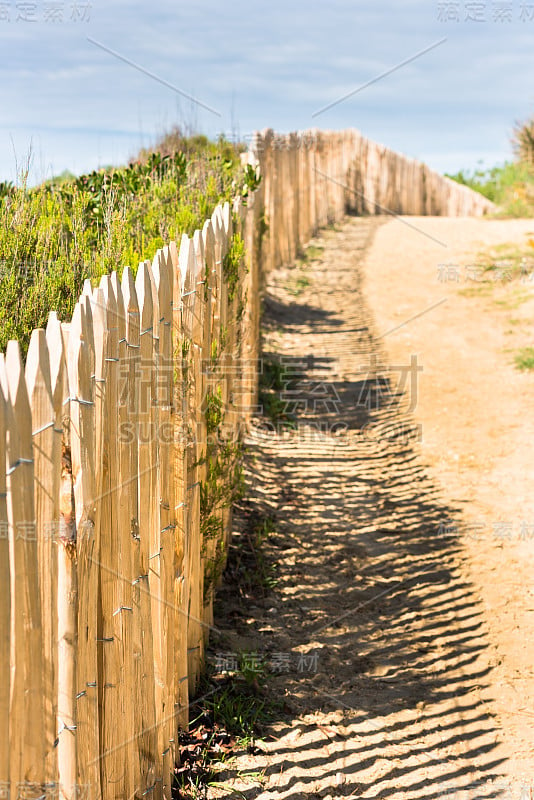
[[1, 0, 533, 183]]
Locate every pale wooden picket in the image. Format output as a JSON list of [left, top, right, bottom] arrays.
[[151, 250, 175, 798], [168, 240, 190, 734], [121, 266, 144, 797], [0, 361, 9, 792], [134, 261, 160, 795], [25, 329, 58, 789], [98, 276, 129, 798], [55, 320, 77, 800], [5, 341, 44, 794], [179, 234, 204, 692]]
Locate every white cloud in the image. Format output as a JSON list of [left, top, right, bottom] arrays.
[[0, 0, 533, 181]]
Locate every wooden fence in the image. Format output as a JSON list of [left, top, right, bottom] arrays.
[[250, 128, 494, 273], [0, 128, 492, 800]]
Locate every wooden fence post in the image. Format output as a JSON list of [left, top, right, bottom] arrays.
[[151, 249, 176, 797], [169, 240, 190, 733], [0, 361, 9, 795], [98, 275, 129, 799], [121, 266, 144, 797], [135, 262, 160, 796], [4, 340, 45, 797], [69, 297, 101, 800], [25, 328, 58, 793]]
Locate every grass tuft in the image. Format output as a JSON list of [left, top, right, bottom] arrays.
[[514, 347, 534, 371]]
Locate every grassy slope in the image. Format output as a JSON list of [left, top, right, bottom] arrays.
[[0, 134, 249, 353]]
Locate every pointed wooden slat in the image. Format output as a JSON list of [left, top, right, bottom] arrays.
[[89, 286, 107, 501], [0, 362, 9, 790], [45, 312, 70, 798], [178, 235, 204, 692], [210, 218, 222, 352], [212, 205, 226, 254], [178, 234, 190, 297], [46, 312, 66, 410], [170, 254, 189, 733], [168, 241, 181, 351], [97, 274, 130, 798], [192, 230, 205, 339], [201, 220, 215, 368], [25, 328, 58, 789], [110, 269, 136, 800], [162, 245, 175, 319], [146, 255, 171, 797], [209, 212, 233, 610], [121, 266, 145, 796], [222, 201, 232, 240], [69, 298, 100, 800], [56, 320, 77, 800], [151, 251, 175, 797], [5, 339, 45, 794], [134, 262, 159, 795], [193, 225, 217, 627]]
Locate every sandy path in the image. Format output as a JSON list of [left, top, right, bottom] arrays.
[[210, 215, 534, 799], [362, 215, 534, 790]]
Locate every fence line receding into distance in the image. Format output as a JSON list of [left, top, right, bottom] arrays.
[[0, 128, 493, 800]]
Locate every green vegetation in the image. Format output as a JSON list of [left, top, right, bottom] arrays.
[[177, 503, 281, 796], [199, 230, 249, 604], [241, 163, 261, 201], [176, 648, 282, 797], [43, 169, 77, 187], [204, 386, 225, 436], [200, 435, 245, 604], [0, 131, 251, 353], [446, 114, 534, 216], [223, 232, 246, 301], [227, 513, 279, 596], [196, 653, 278, 739], [176, 509, 283, 796], [514, 347, 534, 371], [445, 161, 534, 213]]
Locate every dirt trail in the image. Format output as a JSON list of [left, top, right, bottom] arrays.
[[211, 215, 534, 799]]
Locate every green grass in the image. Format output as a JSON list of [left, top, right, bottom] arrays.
[[176, 643, 283, 796], [241, 516, 279, 593], [514, 347, 534, 371], [196, 657, 279, 740], [176, 676, 274, 798], [0, 133, 252, 353], [224, 510, 279, 597]]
